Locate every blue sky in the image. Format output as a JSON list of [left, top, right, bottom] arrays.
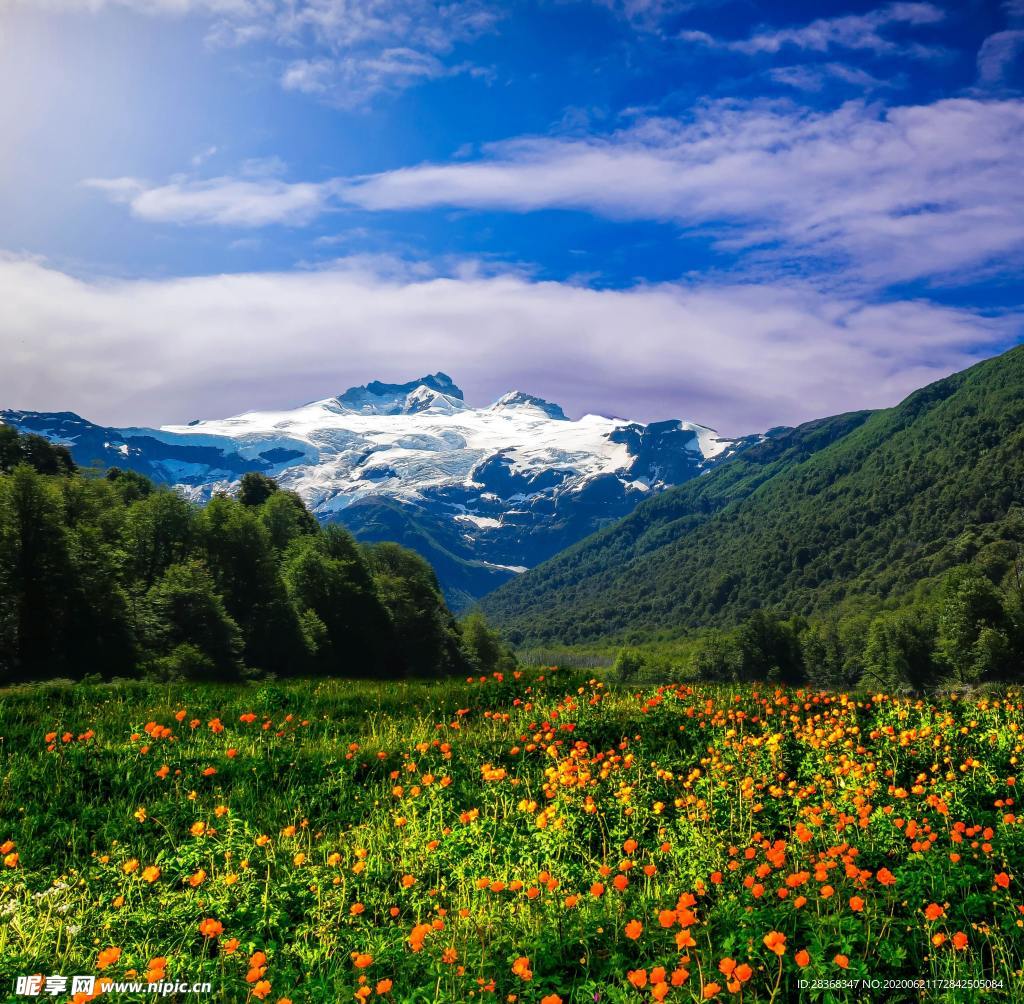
[[1, 0, 1022, 432]]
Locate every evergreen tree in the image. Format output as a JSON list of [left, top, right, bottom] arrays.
[[935, 567, 1009, 684], [691, 630, 742, 682], [801, 618, 851, 689], [106, 467, 155, 503], [238, 472, 279, 508], [461, 611, 515, 675], [123, 490, 196, 590], [259, 489, 319, 553], [141, 561, 244, 680], [0, 466, 77, 680], [199, 495, 307, 676], [283, 528, 392, 676], [860, 611, 935, 692], [364, 542, 466, 677], [611, 647, 644, 683]]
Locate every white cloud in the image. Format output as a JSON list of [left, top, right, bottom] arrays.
[[82, 174, 334, 226], [0, 253, 1016, 435], [280, 47, 470, 107], [331, 97, 1024, 286], [15, 0, 498, 105], [768, 62, 891, 92], [190, 145, 220, 168], [977, 30, 1024, 84], [83, 97, 1024, 283], [686, 2, 945, 57], [593, 0, 700, 31]]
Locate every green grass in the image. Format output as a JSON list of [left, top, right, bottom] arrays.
[[1, 672, 1022, 1003]]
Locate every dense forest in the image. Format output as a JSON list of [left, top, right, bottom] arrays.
[[0, 424, 513, 684], [482, 344, 1024, 679], [607, 556, 1024, 691]]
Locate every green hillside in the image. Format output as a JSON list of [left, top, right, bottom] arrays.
[[481, 346, 1024, 646]]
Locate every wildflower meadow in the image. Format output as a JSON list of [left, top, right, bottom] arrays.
[[1, 670, 1022, 1002]]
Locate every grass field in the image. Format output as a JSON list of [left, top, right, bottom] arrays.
[[0, 671, 1021, 1003]]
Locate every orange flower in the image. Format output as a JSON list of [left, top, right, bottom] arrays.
[[96, 947, 121, 970], [994, 872, 1011, 889], [876, 867, 896, 886], [794, 950, 810, 968], [353, 953, 373, 969], [924, 903, 945, 921], [221, 938, 240, 955], [834, 954, 849, 969], [628, 969, 647, 988], [142, 865, 161, 883], [540, 997, 562, 1004], [252, 980, 272, 1000], [188, 869, 206, 887], [511, 957, 533, 981], [624, 919, 643, 940], [849, 896, 864, 912], [718, 959, 737, 977], [952, 932, 969, 950], [408, 923, 431, 952], [703, 982, 722, 999], [198, 918, 223, 938], [763, 931, 786, 956], [675, 928, 697, 950], [932, 933, 947, 947], [734, 964, 753, 983], [375, 980, 393, 994]]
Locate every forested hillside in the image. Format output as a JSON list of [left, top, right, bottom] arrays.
[[0, 426, 511, 683], [481, 346, 1024, 656]]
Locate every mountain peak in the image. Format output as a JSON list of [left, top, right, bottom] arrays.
[[491, 390, 567, 420], [337, 372, 466, 415]]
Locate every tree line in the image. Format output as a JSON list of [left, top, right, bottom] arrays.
[[614, 554, 1024, 692], [0, 426, 513, 684]]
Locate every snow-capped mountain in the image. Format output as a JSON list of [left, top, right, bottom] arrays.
[[1, 373, 766, 607]]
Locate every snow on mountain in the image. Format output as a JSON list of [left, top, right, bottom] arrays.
[[1, 374, 764, 607]]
